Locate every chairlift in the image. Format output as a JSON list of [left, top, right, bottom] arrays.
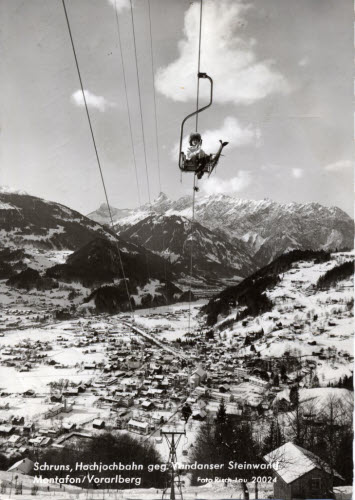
[[178, 72, 228, 180]]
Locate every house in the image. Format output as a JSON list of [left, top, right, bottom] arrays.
[[0, 425, 14, 436], [92, 419, 105, 430], [249, 376, 269, 388], [234, 367, 249, 379], [263, 442, 343, 500], [192, 409, 207, 420], [12, 416, 25, 426], [141, 400, 155, 411], [62, 422, 76, 432], [127, 419, 149, 435], [189, 366, 207, 388], [7, 458, 34, 475], [22, 423, 34, 435], [8, 434, 21, 445]]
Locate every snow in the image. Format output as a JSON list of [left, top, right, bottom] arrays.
[[131, 301, 206, 341], [0, 185, 28, 195], [0, 201, 16, 210], [274, 387, 353, 411], [23, 225, 65, 241], [264, 441, 342, 484]]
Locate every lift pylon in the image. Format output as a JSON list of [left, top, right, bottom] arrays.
[[161, 426, 186, 500]]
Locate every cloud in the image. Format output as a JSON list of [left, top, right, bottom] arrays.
[[107, 0, 129, 12], [71, 90, 115, 112], [292, 168, 304, 179], [324, 160, 352, 172], [201, 171, 252, 196], [172, 116, 256, 158], [156, 0, 288, 105], [298, 56, 310, 67]]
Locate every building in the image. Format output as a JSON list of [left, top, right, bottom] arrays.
[[263, 442, 343, 500], [127, 419, 149, 435], [189, 366, 207, 388], [93, 419, 105, 429], [8, 458, 34, 475]]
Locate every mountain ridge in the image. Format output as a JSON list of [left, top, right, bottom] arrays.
[[88, 192, 353, 270]]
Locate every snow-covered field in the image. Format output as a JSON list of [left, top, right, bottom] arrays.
[[216, 253, 354, 384], [131, 301, 205, 341]]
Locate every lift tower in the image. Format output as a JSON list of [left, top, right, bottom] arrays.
[[161, 426, 186, 500]]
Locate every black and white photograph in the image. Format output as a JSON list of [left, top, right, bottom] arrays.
[[0, 0, 353, 498]]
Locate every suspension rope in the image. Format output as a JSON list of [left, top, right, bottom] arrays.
[[62, 0, 133, 316], [113, 0, 141, 206], [188, 0, 203, 333], [188, 175, 197, 334], [147, 0, 162, 193], [195, 0, 203, 132], [129, 0, 152, 206], [147, 0, 169, 303]]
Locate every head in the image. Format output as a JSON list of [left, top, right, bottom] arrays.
[[189, 132, 202, 146]]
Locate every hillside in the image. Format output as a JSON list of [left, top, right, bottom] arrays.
[[205, 250, 354, 384], [0, 191, 185, 312], [203, 249, 332, 325], [120, 214, 254, 282], [46, 237, 175, 288], [0, 191, 114, 251]]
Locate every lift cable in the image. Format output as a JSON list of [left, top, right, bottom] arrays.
[[129, 0, 154, 282], [62, 0, 134, 316], [195, 0, 203, 132], [129, 0, 152, 206], [147, 0, 162, 193], [114, 0, 142, 206], [147, 0, 169, 301], [188, 0, 203, 334]]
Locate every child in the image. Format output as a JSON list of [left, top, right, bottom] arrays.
[[186, 132, 206, 162]]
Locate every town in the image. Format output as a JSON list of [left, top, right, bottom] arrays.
[[0, 252, 352, 469]]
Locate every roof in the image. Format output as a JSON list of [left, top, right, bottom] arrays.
[[8, 458, 34, 474], [93, 419, 105, 426], [0, 425, 13, 433], [193, 366, 206, 378], [263, 442, 343, 484], [8, 434, 21, 443], [128, 419, 148, 429]]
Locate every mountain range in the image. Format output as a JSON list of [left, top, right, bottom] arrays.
[[0, 188, 353, 313], [89, 192, 353, 272]]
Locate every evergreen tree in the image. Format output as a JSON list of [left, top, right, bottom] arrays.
[[289, 385, 300, 408], [263, 419, 284, 454], [181, 403, 192, 423], [215, 400, 227, 424]]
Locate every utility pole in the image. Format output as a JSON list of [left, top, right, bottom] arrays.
[[161, 427, 186, 500]]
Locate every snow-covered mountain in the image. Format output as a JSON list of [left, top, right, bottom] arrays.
[[86, 203, 134, 226], [0, 191, 114, 250], [203, 250, 354, 383], [120, 214, 254, 282], [0, 191, 185, 310], [88, 193, 353, 269]]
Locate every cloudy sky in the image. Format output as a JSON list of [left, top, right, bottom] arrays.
[[0, 0, 353, 215]]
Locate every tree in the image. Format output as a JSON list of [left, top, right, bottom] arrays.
[[215, 400, 227, 424], [191, 414, 261, 499], [263, 419, 284, 454], [289, 385, 299, 408], [181, 403, 192, 423]]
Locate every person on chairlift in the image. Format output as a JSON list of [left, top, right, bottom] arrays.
[[186, 132, 206, 179]]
